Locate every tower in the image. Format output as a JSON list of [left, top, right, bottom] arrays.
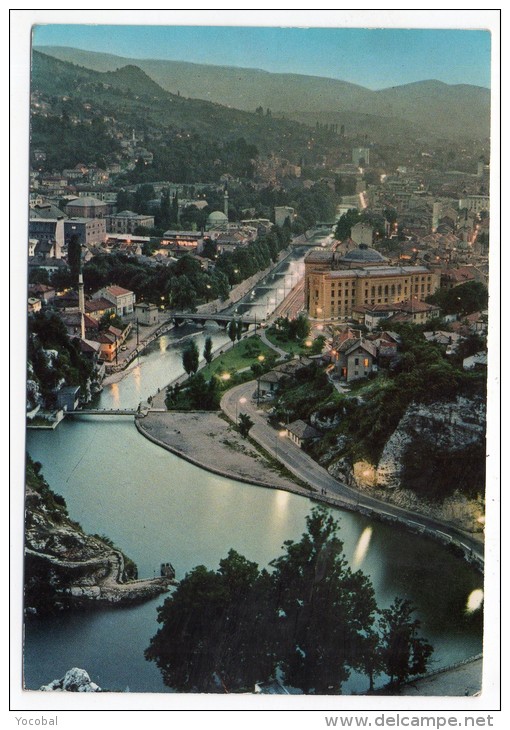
[[224, 187, 229, 219]]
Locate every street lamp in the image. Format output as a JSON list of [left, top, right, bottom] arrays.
[[275, 429, 286, 459], [256, 354, 265, 405], [236, 396, 247, 425]]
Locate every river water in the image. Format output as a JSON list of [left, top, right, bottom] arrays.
[[23, 246, 483, 694]]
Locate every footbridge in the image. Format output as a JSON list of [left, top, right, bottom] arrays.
[[66, 409, 141, 417]]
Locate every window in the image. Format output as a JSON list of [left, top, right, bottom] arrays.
[[363, 358, 369, 367], [354, 357, 359, 365]]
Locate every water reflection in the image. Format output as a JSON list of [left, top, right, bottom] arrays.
[[352, 526, 373, 568], [110, 382, 120, 408]]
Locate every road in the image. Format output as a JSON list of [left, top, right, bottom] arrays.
[[221, 381, 484, 564]]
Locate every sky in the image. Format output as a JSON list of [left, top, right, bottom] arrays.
[[32, 23, 492, 90]]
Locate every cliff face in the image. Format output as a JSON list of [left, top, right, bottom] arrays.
[[376, 396, 486, 489], [24, 462, 173, 614], [325, 396, 486, 532]]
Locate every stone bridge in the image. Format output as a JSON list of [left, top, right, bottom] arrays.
[[170, 312, 258, 330]]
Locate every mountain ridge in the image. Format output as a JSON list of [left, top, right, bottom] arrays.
[[33, 45, 490, 140]]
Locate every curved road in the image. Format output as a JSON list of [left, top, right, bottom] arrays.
[[221, 381, 484, 564]]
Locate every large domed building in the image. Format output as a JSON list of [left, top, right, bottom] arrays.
[[206, 210, 229, 230], [304, 244, 439, 322], [337, 243, 389, 268]]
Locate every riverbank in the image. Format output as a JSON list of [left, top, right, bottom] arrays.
[[103, 243, 301, 382], [135, 410, 312, 496], [25, 464, 174, 614]]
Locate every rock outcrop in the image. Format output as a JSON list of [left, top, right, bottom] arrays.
[[25, 460, 174, 614], [325, 396, 486, 533], [40, 667, 101, 692], [376, 397, 485, 490]]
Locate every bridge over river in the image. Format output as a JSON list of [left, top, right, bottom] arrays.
[[170, 312, 259, 329], [66, 408, 141, 417]]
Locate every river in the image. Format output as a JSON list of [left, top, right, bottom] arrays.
[[23, 246, 483, 694]]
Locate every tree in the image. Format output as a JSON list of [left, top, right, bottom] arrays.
[[427, 281, 488, 316], [335, 209, 362, 241], [269, 506, 378, 694], [182, 340, 199, 377], [145, 550, 276, 692], [237, 413, 254, 438], [203, 336, 213, 365], [378, 598, 433, 689], [227, 319, 239, 347], [145, 507, 431, 694], [236, 319, 244, 344]]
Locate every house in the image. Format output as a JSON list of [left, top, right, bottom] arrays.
[[285, 419, 321, 448], [28, 283, 56, 304], [423, 330, 464, 354], [383, 299, 440, 326], [79, 339, 106, 386], [463, 351, 487, 370], [88, 324, 131, 362], [85, 297, 116, 321], [367, 330, 401, 362], [134, 302, 159, 326], [28, 297, 42, 314], [257, 370, 288, 397], [59, 311, 99, 339], [336, 337, 377, 382], [92, 286, 136, 317], [27, 257, 68, 277], [440, 267, 477, 290], [56, 385, 81, 411]]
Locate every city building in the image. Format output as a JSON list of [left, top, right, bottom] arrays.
[[65, 196, 110, 218], [135, 302, 159, 326], [305, 246, 440, 321], [92, 285, 136, 317], [64, 218, 107, 246], [28, 218, 64, 259], [458, 195, 489, 215], [106, 210, 155, 234]]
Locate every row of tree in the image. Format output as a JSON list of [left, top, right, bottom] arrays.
[[145, 506, 433, 694]]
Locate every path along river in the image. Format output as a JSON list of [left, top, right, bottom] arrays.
[[24, 246, 483, 694]]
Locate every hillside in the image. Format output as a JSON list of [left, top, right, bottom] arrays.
[[34, 45, 491, 140], [31, 50, 341, 172]]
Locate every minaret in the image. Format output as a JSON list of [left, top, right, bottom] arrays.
[[78, 272, 85, 340], [224, 187, 229, 219]]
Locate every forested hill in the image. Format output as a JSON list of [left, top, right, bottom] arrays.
[[31, 50, 342, 170], [35, 45, 491, 141]]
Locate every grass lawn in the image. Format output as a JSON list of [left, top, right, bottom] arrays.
[[263, 328, 310, 356], [200, 335, 276, 380]]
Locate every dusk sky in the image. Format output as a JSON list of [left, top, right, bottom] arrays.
[[32, 24, 491, 90]]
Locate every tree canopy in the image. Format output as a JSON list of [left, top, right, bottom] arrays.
[[145, 506, 433, 694]]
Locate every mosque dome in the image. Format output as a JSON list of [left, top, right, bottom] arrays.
[[207, 210, 228, 224]]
